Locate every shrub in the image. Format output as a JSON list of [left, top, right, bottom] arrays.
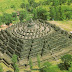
[[12, 54, 18, 64], [61, 54, 72, 63], [58, 63, 70, 70], [58, 54, 72, 70], [42, 0, 51, 5], [37, 54, 41, 68]]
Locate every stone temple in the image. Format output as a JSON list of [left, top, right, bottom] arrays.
[[0, 19, 72, 67]]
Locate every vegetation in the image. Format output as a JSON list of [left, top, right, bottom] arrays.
[[0, 64, 3, 72], [12, 54, 19, 72], [1, 13, 13, 25], [1, 54, 72, 72], [58, 54, 72, 70], [28, 54, 72, 72], [61, 54, 72, 64], [0, 0, 72, 26], [37, 54, 41, 68], [33, 7, 49, 20], [29, 58, 33, 70], [19, 10, 27, 22], [12, 12, 17, 21]]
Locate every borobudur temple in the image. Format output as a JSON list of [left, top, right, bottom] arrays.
[[0, 19, 72, 66]]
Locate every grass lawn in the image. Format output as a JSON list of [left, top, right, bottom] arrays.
[[48, 21, 72, 32]]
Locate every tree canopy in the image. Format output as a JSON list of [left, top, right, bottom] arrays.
[[12, 54, 18, 64], [2, 13, 13, 25]]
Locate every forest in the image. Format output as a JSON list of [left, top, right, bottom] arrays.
[[0, 0, 72, 26]]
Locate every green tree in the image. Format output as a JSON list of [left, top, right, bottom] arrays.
[[59, 0, 62, 5], [19, 10, 27, 22], [66, 11, 71, 20], [67, 0, 71, 5], [26, 4, 30, 11], [69, 63, 72, 72], [29, 58, 33, 70], [61, 54, 72, 64], [60, 54, 72, 70], [33, 8, 37, 19], [14, 64, 19, 72], [2, 13, 13, 25], [12, 54, 19, 72], [60, 6, 66, 20], [32, 2, 39, 8], [12, 54, 18, 64], [20, 3, 25, 9], [0, 64, 3, 72], [50, 7, 56, 20], [37, 55, 41, 68], [12, 12, 17, 21], [42, 0, 51, 5], [28, 0, 35, 6], [33, 7, 49, 20], [61, 0, 66, 4], [25, 4, 33, 12], [55, 6, 60, 20], [52, 0, 60, 6]]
